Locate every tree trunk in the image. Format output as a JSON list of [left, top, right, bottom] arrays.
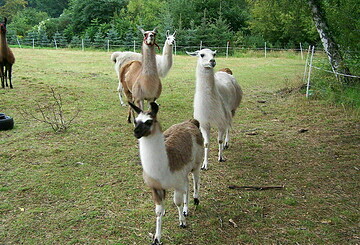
[[308, 0, 357, 84]]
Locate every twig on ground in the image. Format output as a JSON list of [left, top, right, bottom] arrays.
[[228, 185, 285, 191]]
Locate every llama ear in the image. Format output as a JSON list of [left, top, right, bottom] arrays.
[[150, 102, 159, 115], [138, 27, 145, 35], [4, 17, 7, 25], [152, 27, 158, 33], [172, 30, 176, 37], [129, 102, 142, 114], [166, 30, 170, 37], [186, 51, 199, 57]]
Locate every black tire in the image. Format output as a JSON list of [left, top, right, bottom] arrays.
[[0, 113, 14, 130]]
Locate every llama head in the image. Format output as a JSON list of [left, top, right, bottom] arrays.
[[0, 17, 7, 34], [129, 102, 159, 139], [187, 49, 217, 69], [165, 30, 176, 46], [140, 28, 157, 46]]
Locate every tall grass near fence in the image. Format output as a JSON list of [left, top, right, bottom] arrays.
[[305, 50, 360, 115]]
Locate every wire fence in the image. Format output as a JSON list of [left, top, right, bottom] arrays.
[[303, 45, 360, 107], [10, 36, 307, 58]]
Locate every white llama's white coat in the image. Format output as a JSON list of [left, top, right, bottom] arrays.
[[188, 48, 243, 170]]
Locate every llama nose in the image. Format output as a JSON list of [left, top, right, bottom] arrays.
[[210, 59, 216, 67]]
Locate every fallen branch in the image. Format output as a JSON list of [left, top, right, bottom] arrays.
[[228, 185, 285, 191]]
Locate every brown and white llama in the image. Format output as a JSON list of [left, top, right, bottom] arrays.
[[119, 28, 162, 123], [0, 17, 15, 89], [112, 31, 175, 106], [129, 102, 203, 245]]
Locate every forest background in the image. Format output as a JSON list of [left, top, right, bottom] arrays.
[[0, 0, 359, 53]]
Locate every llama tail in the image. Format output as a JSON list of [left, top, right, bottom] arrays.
[[189, 119, 200, 128], [110, 52, 120, 63]]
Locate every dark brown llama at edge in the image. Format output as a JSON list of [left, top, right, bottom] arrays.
[[0, 17, 15, 89]]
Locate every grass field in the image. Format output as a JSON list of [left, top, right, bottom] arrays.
[[1, 48, 359, 244]]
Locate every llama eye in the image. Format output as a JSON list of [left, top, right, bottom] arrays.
[[200, 54, 205, 58], [145, 120, 153, 126], [213, 53, 216, 57]]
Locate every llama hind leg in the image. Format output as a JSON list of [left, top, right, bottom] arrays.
[[0, 66, 4, 88], [192, 169, 200, 206], [8, 65, 13, 89], [218, 129, 226, 162], [224, 128, 230, 149], [117, 84, 126, 106], [174, 189, 187, 228]]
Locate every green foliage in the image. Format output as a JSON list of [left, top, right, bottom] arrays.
[[248, 0, 318, 48], [0, 0, 27, 21], [8, 7, 49, 36]]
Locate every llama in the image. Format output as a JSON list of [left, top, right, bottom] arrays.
[[112, 30, 175, 106], [187, 49, 243, 170], [119, 28, 162, 123], [129, 102, 203, 245], [0, 17, 15, 89]]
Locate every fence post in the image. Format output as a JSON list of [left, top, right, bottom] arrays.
[[265, 42, 267, 58], [200, 41, 202, 50], [82, 39, 84, 51], [300, 42, 304, 60], [303, 45, 311, 83], [306, 46, 315, 98], [174, 41, 177, 56], [32, 39, 35, 49], [54, 39, 58, 49], [16, 38, 22, 48], [107, 39, 110, 52], [226, 41, 229, 58], [133, 40, 136, 52]]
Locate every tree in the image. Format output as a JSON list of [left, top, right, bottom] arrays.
[[0, 0, 27, 21], [308, 0, 356, 84], [248, 0, 318, 47], [27, 0, 69, 18], [7, 7, 49, 36]]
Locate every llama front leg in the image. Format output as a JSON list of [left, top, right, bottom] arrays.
[[200, 125, 210, 170], [218, 129, 226, 162], [174, 189, 187, 228], [152, 189, 165, 245]]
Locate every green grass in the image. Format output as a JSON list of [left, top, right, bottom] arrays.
[[1, 48, 359, 244]]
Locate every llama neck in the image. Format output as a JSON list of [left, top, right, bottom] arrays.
[[142, 44, 158, 75], [0, 33, 7, 54], [161, 42, 173, 67], [195, 65, 216, 91], [139, 123, 169, 178]]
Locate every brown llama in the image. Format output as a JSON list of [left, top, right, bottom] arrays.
[[119, 28, 162, 123], [0, 17, 15, 89]]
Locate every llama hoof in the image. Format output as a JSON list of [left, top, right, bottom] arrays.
[[194, 198, 200, 206], [183, 211, 188, 217], [201, 163, 208, 170], [180, 223, 187, 228], [152, 238, 162, 245], [218, 157, 226, 162], [223, 143, 229, 150]]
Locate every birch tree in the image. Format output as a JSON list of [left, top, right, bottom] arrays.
[[308, 0, 357, 84]]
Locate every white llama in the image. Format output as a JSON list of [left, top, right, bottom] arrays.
[[187, 49, 243, 170], [129, 102, 203, 245], [112, 30, 176, 106]]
